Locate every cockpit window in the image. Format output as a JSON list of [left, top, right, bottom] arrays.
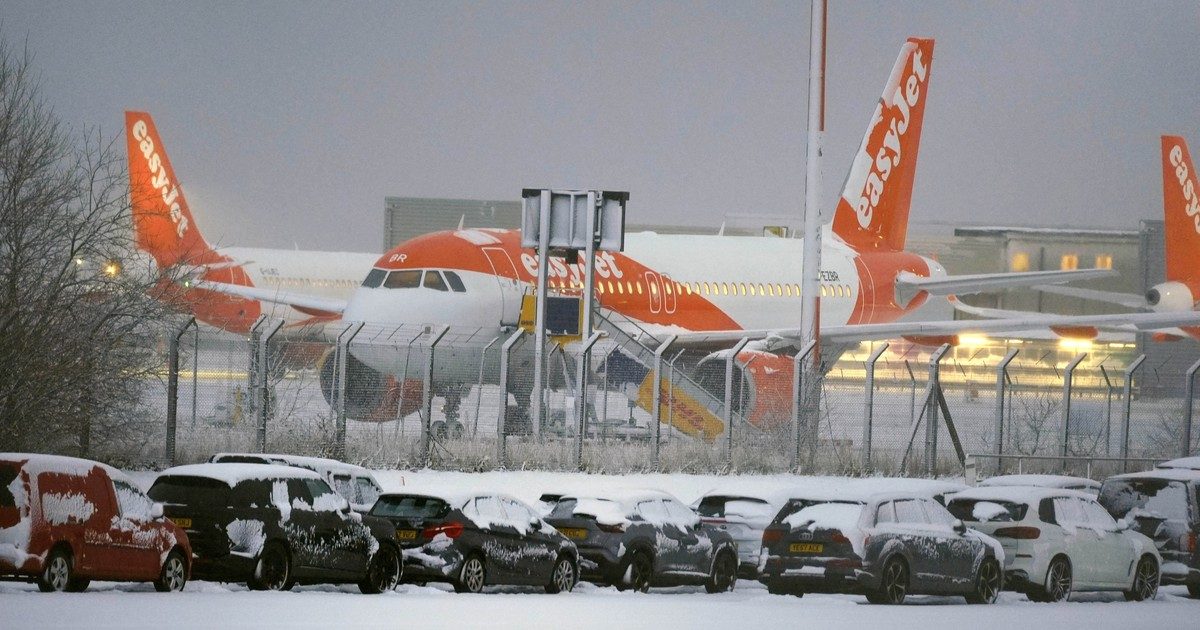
[[444, 271, 466, 293], [384, 270, 422, 289], [362, 269, 386, 288], [424, 271, 448, 291]]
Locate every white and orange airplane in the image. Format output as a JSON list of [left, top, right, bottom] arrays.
[[134, 39, 1200, 437]]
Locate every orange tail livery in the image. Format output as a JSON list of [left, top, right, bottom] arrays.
[[1162, 135, 1200, 295], [832, 37, 934, 253]]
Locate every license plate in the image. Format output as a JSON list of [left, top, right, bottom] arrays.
[[560, 528, 588, 540], [395, 530, 418, 540], [169, 517, 192, 529], [789, 542, 823, 553]]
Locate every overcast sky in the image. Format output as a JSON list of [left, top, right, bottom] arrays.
[[6, 1, 1199, 253]]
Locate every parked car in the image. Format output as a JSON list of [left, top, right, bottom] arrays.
[[1099, 468, 1200, 598], [758, 491, 1003, 604], [978, 474, 1102, 495], [148, 463, 399, 593], [0, 453, 190, 592], [1156, 456, 1200, 471], [208, 453, 385, 512], [371, 490, 578, 593], [544, 489, 738, 593], [692, 490, 788, 579], [948, 486, 1160, 601]]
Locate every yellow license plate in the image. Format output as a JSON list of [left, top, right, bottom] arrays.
[[169, 517, 192, 529], [395, 530, 418, 540], [789, 542, 823, 553], [560, 528, 588, 540]]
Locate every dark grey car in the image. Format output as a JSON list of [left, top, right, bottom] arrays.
[[758, 493, 1003, 604], [544, 490, 738, 593], [370, 491, 578, 593], [1099, 468, 1200, 597]]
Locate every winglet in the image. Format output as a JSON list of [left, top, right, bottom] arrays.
[[1162, 135, 1200, 289], [832, 38, 934, 252]]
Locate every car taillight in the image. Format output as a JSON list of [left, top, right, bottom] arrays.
[[762, 526, 785, 546], [830, 531, 850, 544], [994, 526, 1040, 540], [422, 521, 464, 540], [1181, 531, 1197, 553], [597, 522, 626, 534]]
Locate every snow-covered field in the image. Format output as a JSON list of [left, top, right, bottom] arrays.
[[3, 469, 1197, 629]]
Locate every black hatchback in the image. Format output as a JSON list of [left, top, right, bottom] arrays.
[[148, 463, 401, 593], [544, 490, 739, 593], [370, 491, 578, 594]]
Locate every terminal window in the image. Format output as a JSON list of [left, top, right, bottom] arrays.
[[1010, 252, 1030, 272], [1095, 254, 1113, 270], [1060, 254, 1079, 271]]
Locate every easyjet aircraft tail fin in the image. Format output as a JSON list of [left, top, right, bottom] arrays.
[[831, 37, 934, 252], [1162, 135, 1200, 288], [125, 111, 215, 269]]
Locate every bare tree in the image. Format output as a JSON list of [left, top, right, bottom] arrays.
[[0, 37, 170, 457]]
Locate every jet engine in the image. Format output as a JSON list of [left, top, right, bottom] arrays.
[[695, 349, 796, 431], [317, 348, 422, 422], [1146, 281, 1195, 312]]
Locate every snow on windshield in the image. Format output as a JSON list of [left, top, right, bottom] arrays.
[[1100, 478, 1190, 521], [782, 502, 865, 556], [972, 501, 1011, 522], [722, 499, 775, 525]]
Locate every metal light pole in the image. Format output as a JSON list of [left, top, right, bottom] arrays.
[[799, 0, 827, 458]]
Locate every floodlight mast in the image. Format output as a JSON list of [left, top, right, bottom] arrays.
[[798, 0, 826, 457]]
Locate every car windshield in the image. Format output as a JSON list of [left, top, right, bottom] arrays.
[[371, 495, 450, 519], [772, 498, 839, 525], [947, 498, 1028, 523], [1099, 478, 1191, 521], [696, 495, 769, 518], [149, 476, 230, 506]]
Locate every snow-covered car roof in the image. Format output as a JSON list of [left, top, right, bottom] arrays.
[[949, 486, 1095, 504], [157, 463, 322, 486], [210, 453, 374, 475], [1156, 456, 1200, 471], [0, 452, 135, 486], [978, 474, 1101, 490], [1105, 467, 1200, 483], [558, 488, 683, 511], [376, 489, 534, 511]]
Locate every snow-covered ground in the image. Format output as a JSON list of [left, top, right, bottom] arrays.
[[4, 469, 1197, 629]]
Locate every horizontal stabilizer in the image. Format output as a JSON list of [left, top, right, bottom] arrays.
[[194, 280, 347, 315], [895, 268, 1116, 306]]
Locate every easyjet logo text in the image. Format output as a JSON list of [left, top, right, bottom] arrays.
[[131, 120, 188, 238], [853, 46, 928, 229], [520, 252, 624, 284], [1169, 144, 1200, 234]]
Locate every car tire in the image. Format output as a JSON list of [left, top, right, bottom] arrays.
[[705, 549, 737, 594], [154, 550, 188, 592], [966, 557, 1002, 604], [1031, 556, 1071, 603], [454, 553, 487, 594], [545, 555, 576, 594], [866, 556, 908, 605], [618, 550, 653, 593], [37, 547, 76, 593], [1123, 555, 1159, 602], [248, 543, 291, 591], [359, 544, 401, 594]]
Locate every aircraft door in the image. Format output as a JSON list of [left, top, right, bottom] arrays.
[[482, 247, 522, 326]]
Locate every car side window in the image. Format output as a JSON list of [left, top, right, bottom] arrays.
[[922, 499, 957, 527], [1038, 498, 1057, 525], [501, 498, 536, 526], [304, 479, 343, 511], [894, 499, 927, 525], [286, 478, 314, 510], [875, 501, 895, 524], [112, 479, 154, 520], [473, 496, 508, 527], [331, 474, 353, 499], [663, 499, 699, 526], [1080, 499, 1118, 532], [1052, 497, 1086, 529], [636, 500, 669, 525], [355, 477, 380, 506]]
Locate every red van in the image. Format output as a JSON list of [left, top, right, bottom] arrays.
[[0, 453, 191, 592]]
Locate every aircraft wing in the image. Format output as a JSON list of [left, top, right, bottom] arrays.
[[895, 268, 1116, 305], [193, 280, 347, 315], [1034, 284, 1148, 309]]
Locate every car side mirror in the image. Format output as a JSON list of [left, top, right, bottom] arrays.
[[1116, 519, 1131, 532], [151, 502, 164, 519], [952, 519, 967, 535], [530, 517, 541, 529]]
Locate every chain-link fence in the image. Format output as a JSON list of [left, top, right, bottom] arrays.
[[134, 318, 1199, 479]]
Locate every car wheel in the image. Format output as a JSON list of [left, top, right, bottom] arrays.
[[619, 550, 652, 593], [966, 557, 1002, 604], [705, 549, 737, 594], [1032, 556, 1072, 603], [154, 551, 188, 592], [249, 543, 291, 591], [359, 544, 401, 594], [1123, 555, 1159, 602], [545, 555, 576, 594], [867, 556, 908, 605], [455, 554, 487, 593], [37, 548, 75, 593]]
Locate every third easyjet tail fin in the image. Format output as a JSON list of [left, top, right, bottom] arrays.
[[126, 111, 215, 269], [1162, 135, 1200, 287], [831, 38, 934, 252]]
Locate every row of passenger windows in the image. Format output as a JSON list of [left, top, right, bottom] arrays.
[[361, 268, 467, 293], [546, 278, 855, 299], [263, 277, 359, 289]]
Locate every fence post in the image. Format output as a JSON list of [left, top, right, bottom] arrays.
[[334, 322, 365, 461], [496, 329, 525, 467], [574, 332, 604, 470], [419, 325, 450, 465], [1183, 357, 1200, 458], [724, 338, 751, 470], [994, 348, 1019, 472], [165, 317, 196, 467], [1060, 352, 1087, 465], [1121, 354, 1146, 471], [925, 344, 951, 476], [651, 335, 678, 470], [246, 315, 267, 418], [861, 342, 889, 472], [1100, 365, 1114, 456], [792, 340, 817, 471], [257, 319, 284, 453]]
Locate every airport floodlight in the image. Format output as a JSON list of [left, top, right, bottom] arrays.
[[520, 189, 627, 252]]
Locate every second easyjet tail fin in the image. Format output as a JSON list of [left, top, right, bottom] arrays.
[[831, 38, 934, 252], [1162, 135, 1200, 288]]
